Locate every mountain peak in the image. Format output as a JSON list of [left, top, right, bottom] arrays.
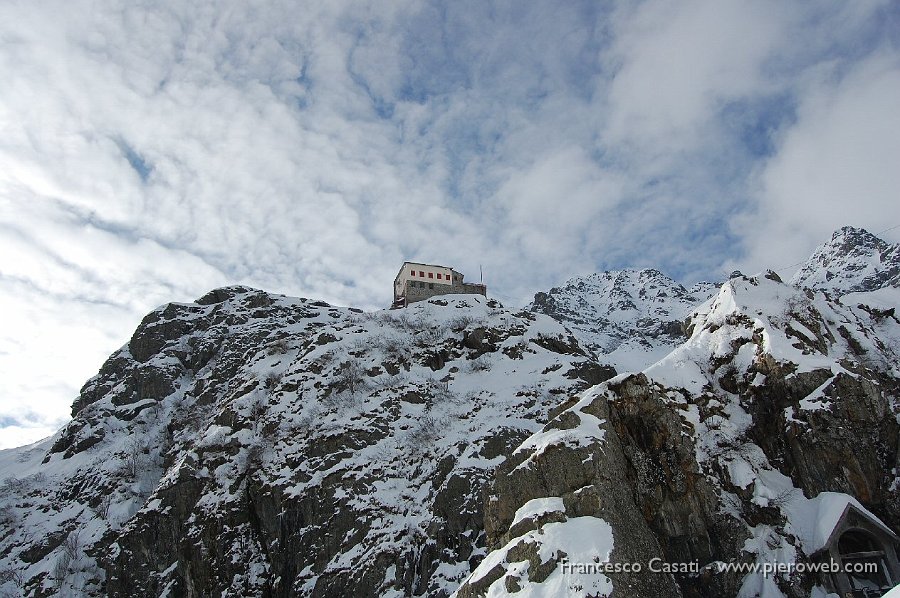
[[791, 226, 900, 295], [527, 268, 718, 372], [828, 225, 887, 253]]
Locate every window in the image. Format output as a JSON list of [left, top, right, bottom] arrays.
[[436, 273, 442, 280], [419, 271, 425, 277], [428, 272, 434, 279], [429, 283, 434, 289]]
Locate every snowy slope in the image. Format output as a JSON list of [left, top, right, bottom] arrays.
[[644, 272, 900, 594], [465, 271, 900, 598], [791, 226, 900, 295], [527, 269, 717, 373], [0, 288, 604, 597]]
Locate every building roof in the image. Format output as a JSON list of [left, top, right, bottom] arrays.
[[394, 261, 456, 283], [787, 492, 899, 555]]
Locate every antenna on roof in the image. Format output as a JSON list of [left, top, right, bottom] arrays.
[[480, 264, 483, 283]]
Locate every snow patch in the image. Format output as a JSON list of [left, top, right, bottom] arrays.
[[511, 497, 565, 529]]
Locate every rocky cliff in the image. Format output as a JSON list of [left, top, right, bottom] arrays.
[[0, 289, 608, 597], [1, 228, 898, 598], [459, 270, 899, 597]]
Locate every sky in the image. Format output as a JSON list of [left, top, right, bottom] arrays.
[[1, 0, 900, 449]]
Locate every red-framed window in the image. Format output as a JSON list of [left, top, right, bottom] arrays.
[[428, 272, 434, 279], [419, 271, 425, 277], [436, 273, 442, 280]]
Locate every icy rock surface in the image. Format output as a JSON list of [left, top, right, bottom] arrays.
[[2, 227, 899, 598]]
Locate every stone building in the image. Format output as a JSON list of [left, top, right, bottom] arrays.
[[392, 261, 486, 308]]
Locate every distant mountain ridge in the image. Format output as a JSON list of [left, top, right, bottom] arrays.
[[791, 225, 900, 295], [526, 226, 900, 375], [526, 268, 718, 373]]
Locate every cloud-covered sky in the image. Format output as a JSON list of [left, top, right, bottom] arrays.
[[2, 0, 899, 448]]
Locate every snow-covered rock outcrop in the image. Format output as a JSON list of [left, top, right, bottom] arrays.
[[464, 271, 899, 598], [0, 288, 607, 597]]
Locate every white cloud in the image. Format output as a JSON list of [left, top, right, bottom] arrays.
[[734, 51, 900, 274], [605, 0, 791, 157], [0, 0, 898, 447]]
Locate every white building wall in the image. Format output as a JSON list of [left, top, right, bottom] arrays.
[[394, 263, 454, 298]]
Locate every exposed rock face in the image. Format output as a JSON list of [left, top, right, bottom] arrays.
[[0, 289, 606, 597], [791, 226, 900, 295], [459, 273, 899, 598], [455, 381, 687, 598], [527, 269, 718, 373], [1, 228, 898, 598]]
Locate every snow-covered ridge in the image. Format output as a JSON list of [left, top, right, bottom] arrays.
[[527, 268, 718, 374], [660, 270, 900, 383], [468, 269, 899, 598], [2, 226, 899, 598], [0, 287, 605, 597], [643, 272, 899, 592]]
